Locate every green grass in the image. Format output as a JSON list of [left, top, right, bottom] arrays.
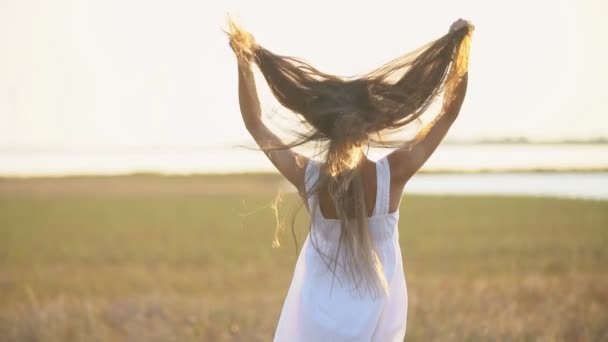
[[0, 174, 607, 341]]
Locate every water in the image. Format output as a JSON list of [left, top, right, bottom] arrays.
[[405, 172, 608, 201], [1, 144, 607, 200]]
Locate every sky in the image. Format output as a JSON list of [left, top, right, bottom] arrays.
[[0, 0, 606, 149]]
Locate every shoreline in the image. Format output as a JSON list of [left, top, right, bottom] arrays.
[[1, 167, 608, 180], [1, 170, 606, 202]]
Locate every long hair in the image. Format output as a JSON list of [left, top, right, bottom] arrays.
[[228, 19, 473, 296]]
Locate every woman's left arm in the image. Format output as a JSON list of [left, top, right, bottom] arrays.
[[236, 61, 309, 194]]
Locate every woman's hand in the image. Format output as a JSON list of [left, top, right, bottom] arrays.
[[446, 18, 473, 83], [450, 18, 474, 33], [227, 19, 257, 68]]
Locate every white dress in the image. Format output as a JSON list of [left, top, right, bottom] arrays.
[[274, 156, 408, 342]]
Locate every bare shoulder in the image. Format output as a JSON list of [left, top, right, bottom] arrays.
[[383, 154, 408, 214]]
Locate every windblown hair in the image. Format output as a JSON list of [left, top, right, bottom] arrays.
[[228, 19, 473, 297]]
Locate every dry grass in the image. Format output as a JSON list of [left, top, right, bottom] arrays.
[[0, 174, 607, 341]]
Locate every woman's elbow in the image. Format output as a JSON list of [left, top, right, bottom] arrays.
[[243, 117, 262, 133]]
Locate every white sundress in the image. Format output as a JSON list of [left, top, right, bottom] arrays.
[[273, 156, 408, 342]]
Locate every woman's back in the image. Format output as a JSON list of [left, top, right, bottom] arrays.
[[273, 156, 408, 342], [316, 157, 379, 219]]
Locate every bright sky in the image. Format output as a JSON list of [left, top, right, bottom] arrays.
[[0, 0, 606, 149]]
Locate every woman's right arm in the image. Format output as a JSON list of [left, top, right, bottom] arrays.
[[236, 61, 309, 194], [387, 19, 472, 188], [387, 73, 468, 186]]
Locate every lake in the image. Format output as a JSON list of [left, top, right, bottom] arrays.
[[1, 144, 607, 200], [405, 172, 608, 200]]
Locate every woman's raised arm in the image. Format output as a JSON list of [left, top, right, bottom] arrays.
[[387, 72, 468, 186], [387, 19, 472, 188], [235, 61, 309, 194]]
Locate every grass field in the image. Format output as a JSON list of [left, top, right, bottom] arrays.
[[0, 174, 607, 341]]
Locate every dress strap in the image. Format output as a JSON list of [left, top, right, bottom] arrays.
[[304, 159, 321, 210], [373, 156, 391, 216]]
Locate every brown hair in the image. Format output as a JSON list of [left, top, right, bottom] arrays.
[[228, 19, 473, 296]]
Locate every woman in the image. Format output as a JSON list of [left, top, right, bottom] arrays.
[[228, 18, 473, 342]]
